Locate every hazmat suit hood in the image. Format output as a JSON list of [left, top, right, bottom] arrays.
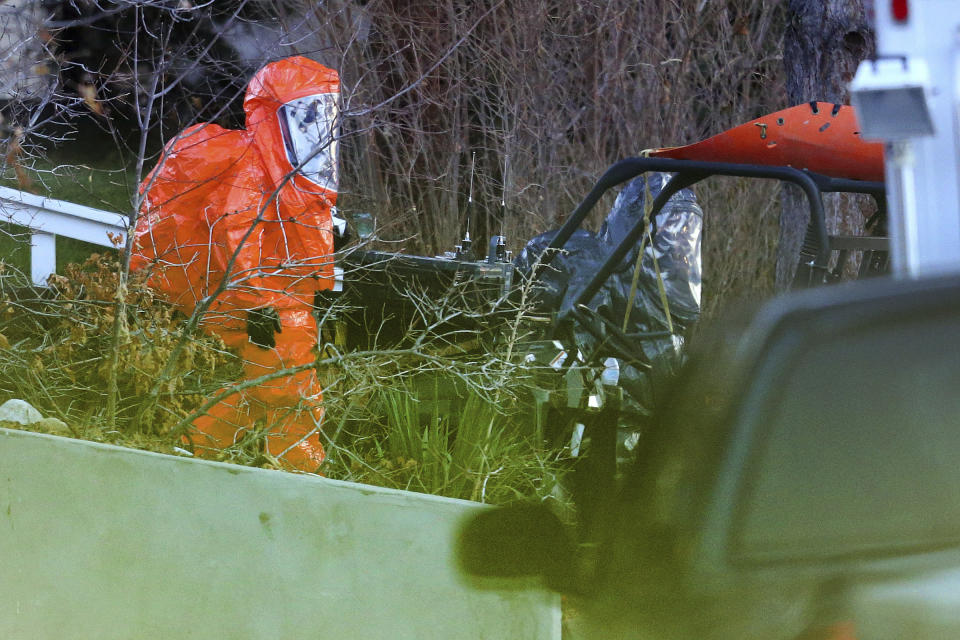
[[244, 56, 340, 196]]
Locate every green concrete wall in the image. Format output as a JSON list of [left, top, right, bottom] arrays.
[[0, 428, 559, 639]]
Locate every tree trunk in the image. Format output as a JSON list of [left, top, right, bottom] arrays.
[[777, 0, 875, 290]]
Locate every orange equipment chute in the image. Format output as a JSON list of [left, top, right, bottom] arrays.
[[131, 56, 340, 472], [649, 102, 885, 183]]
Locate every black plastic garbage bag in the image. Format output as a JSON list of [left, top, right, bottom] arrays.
[[515, 172, 703, 352], [512, 228, 612, 315]]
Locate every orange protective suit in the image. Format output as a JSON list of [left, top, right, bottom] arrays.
[[131, 56, 340, 472]]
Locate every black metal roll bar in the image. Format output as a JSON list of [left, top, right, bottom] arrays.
[[532, 156, 886, 365]]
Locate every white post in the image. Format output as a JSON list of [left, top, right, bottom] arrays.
[[869, 1, 960, 276], [884, 141, 921, 275], [30, 231, 55, 286]]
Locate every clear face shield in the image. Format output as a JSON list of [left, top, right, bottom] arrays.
[[278, 93, 339, 191]]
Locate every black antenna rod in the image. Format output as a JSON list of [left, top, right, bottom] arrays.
[[500, 153, 507, 238], [467, 151, 476, 243]]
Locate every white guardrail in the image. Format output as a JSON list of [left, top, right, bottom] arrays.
[[0, 185, 129, 285]]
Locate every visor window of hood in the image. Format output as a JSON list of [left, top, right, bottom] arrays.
[[278, 93, 339, 191]]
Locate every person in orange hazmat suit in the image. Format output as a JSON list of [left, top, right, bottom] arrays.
[[130, 56, 341, 472]]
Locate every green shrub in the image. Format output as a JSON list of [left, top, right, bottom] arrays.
[[325, 373, 569, 505]]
